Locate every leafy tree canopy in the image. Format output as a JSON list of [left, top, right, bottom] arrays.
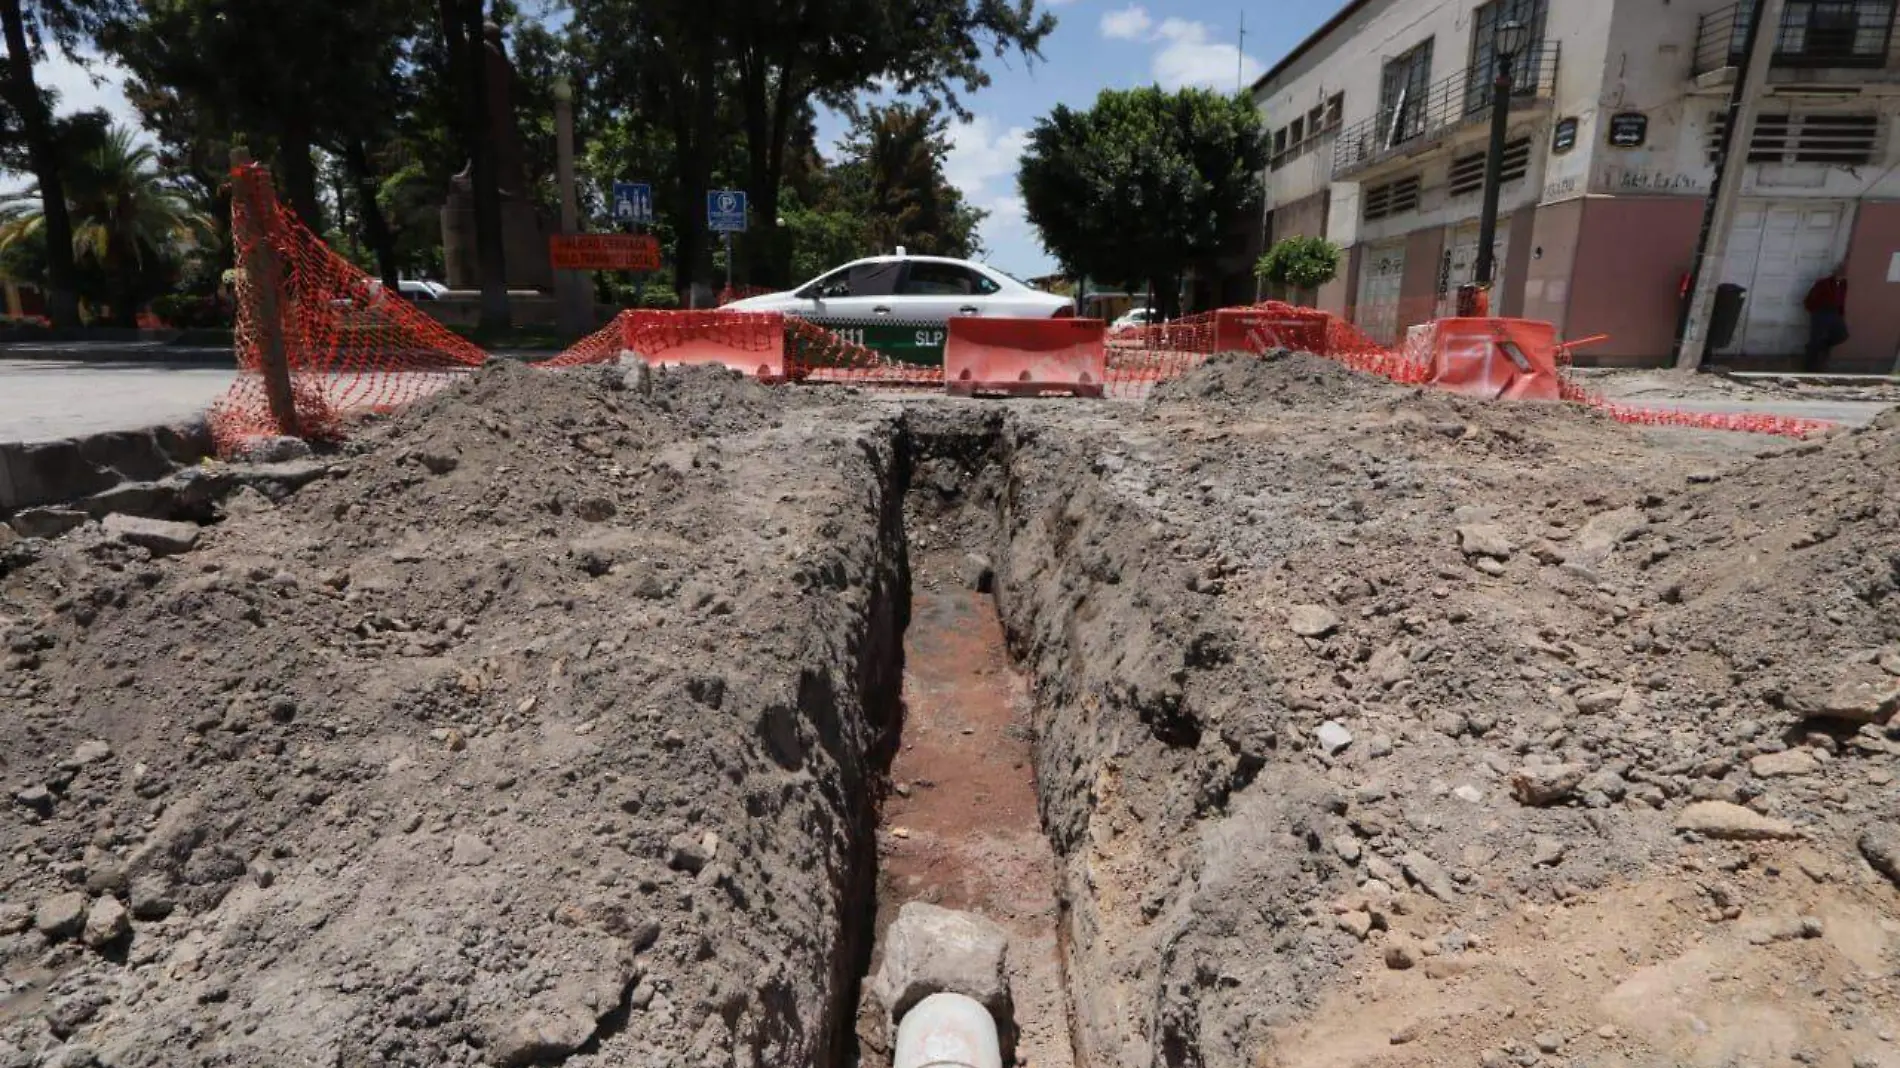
[[1018, 85, 1265, 318]]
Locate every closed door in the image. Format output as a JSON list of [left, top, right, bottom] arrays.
[[1716, 200, 1853, 356], [1436, 221, 1510, 317], [1355, 241, 1407, 345]]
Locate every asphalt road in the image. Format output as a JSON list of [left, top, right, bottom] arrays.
[[1, 358, 236, 443]]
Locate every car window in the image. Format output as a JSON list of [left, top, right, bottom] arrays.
[[845, 261, 904, 297], [900, 262, 999, 297], [799, 267, 852, 298]]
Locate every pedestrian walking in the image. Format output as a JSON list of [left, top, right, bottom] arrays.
[[1803, 264, 1849, 372]]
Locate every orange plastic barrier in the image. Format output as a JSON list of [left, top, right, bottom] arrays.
[[620, 310, 787, 380], [1406, 317, 1562, 401], [1214, 307, 1328, 355], [945, 317, 1105, 398]]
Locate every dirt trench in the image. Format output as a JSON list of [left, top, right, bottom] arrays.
[[8, 359, 1900, 1068]]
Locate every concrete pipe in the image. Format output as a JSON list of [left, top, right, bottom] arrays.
[[892, 992, 1004, 1068]]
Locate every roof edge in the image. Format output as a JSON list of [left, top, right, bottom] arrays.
[[1249, 0, 1375, 96]]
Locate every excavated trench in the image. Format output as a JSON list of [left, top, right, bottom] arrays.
[[833, 402, 1322, 1068], [851, 412, 1082, 1068], [811, 409, 1075, 1068]]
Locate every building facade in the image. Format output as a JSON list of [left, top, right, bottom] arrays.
[[1248, 0, 1900, 369]]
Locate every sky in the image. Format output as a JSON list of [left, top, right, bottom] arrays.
[[24, 0, 1346, 279], [815, 0, 1345, 277]]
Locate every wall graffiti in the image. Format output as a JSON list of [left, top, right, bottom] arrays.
[[1542, 175, 1581, 201], [1599, 167, 1705, 193]]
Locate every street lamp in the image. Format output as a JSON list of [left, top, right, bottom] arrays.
[[1471, 18, 1529, 305]]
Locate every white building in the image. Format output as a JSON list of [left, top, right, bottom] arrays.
[[1245, 0, 1900, 369]]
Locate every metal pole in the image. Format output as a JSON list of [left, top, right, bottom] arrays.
[[1473, 51, 1515, 291], [553, 79, 590, 338], [723, 231, 733, 298], [1673, 0, 1785, 371]]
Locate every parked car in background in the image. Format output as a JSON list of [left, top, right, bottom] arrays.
[[723, 251, 1071, 326], [398, 279, 449, 302], [1110, 306, 1157, 333]]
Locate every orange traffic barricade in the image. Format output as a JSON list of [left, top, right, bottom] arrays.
[[1406, 317, 1561, 401], [944, 317, 1106, 398], [621, 310, 787, 381], [1214, 307, 1329, 355]]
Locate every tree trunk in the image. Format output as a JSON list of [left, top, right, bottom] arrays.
[[0, 0, 79, 327], [669, 53, 719, 306], [1151, 272, 1181, 321], [460, 0, 510, 330], [739, 56, 797, 288], [344, 139, 401, 294], [277, 114, 324, 234]]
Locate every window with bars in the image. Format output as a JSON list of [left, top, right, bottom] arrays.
[[1270, 93, 1347, 170], [1364, 175, 1423, 220], [1379, 40, 1435, 148], [1729, 0, 1896, 66], [1467, 0, 1549, 116], [1448, 138, 1534, 195], [1707, 112, 1881, 163]]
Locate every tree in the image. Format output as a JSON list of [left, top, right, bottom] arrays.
[[0, 123, 212, 324], [0, 0, 131, 327], [834, 102, 984, 259], [729, 0, 1054, 286], [1018, 86, 1266, 319], [1255, 235, 1340, 298]]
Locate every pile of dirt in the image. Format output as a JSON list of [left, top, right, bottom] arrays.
[[1148, 350, 1395, 410], [0, 362, 906, 1068], [5, 348, 1898, 1068], [988, 356, 1900, 1068]]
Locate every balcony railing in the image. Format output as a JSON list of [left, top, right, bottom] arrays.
[[1331, 45, 1560, 179], [1693, 0, 1898, 76]]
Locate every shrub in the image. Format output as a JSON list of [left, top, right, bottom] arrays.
[[150, 292, 233, 329], [1255, 236, 1342, 292]]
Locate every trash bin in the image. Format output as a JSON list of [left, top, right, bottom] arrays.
[[1709, 283, 1746, 351]]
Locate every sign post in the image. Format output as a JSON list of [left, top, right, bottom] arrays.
[[707, 190, 748, 301]]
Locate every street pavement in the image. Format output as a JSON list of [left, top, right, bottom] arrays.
[[1, 357, 235, 443]]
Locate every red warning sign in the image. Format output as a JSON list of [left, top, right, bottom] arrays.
[[550, 233, 661, 271]]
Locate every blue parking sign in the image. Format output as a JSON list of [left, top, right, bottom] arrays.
[[612, 180, 652, 224], [707, 190, 747, 232]]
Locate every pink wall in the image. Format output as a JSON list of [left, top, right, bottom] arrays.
[[1568, 198, 1703, 365], [1841, 201, 1900, 372], [1398, 227, 1445, 335], [1520, 200, 1582, 331], [1499, 205, 1538, 319]]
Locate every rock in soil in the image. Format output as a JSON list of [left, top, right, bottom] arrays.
[[872, 902, 1013, 1025]]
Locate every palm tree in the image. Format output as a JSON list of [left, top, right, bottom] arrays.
[[0, 124, 214, 326]]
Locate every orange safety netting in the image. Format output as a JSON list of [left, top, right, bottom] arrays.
[[210, 163, 486, 454], [215, 172, 1830, 445]]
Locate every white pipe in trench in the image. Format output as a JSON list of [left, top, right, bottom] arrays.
[[891, 992, 1004, 1068]]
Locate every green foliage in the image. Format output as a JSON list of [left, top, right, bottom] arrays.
[[149, 290, 230, 328], [1017, 86, 1266, 318], [0, 124, 210, 324], [1255, 236, 1340, 291]]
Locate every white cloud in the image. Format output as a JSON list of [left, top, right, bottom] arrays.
[[940, 117, 1046, 272], [1151, 18, 1264, 91], [944, 115, 1029, 199], [1100, 5, 1154, 41]]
